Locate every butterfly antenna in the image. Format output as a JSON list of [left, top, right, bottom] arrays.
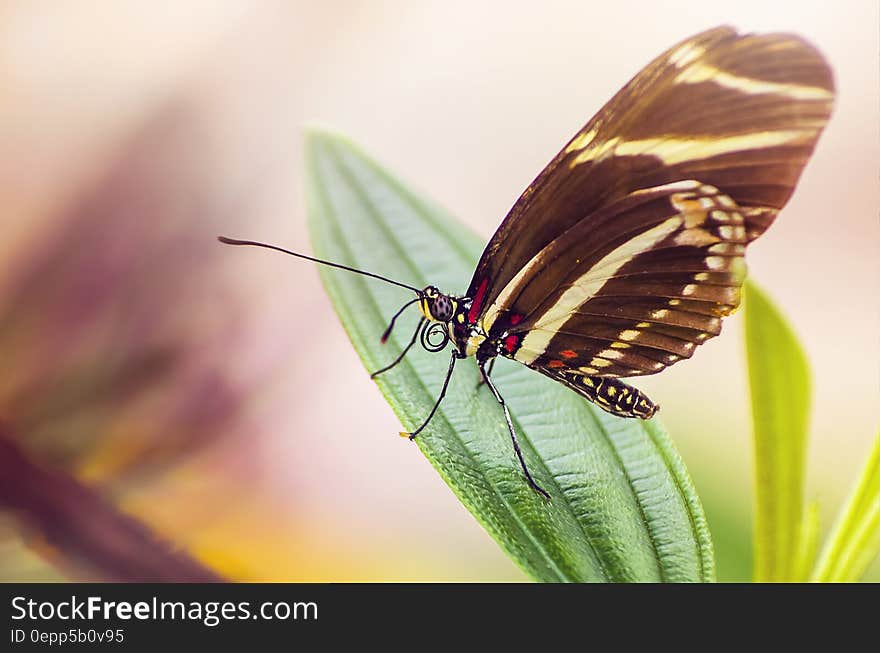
[[218, 237, 422, 294]]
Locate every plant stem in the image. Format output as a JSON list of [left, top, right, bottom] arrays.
[[0, 421, 222, 582]]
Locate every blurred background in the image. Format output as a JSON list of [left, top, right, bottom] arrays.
[[0, 0, 876, 582]]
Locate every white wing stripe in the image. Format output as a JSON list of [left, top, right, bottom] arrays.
[[675, 61, 834, 100], [570, 130, 814, 167]]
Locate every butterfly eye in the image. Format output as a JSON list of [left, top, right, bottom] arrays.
[[431, 295, 454, 322]]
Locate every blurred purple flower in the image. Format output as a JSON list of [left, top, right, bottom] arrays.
[[0, 101, 278, 581]]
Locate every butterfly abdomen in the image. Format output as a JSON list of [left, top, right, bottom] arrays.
[[534, 365, 659, 419], [576, 375, 659, 419]]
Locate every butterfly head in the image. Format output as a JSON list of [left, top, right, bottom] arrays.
[[419, 286, 458, 323]]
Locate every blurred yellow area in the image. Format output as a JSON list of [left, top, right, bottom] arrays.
[[0, 1, 876, 582]]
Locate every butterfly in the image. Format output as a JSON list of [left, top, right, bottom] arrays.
[[221, 26, 834, 498]]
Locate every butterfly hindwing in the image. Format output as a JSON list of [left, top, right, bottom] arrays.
[[492, 181, 745, 377]]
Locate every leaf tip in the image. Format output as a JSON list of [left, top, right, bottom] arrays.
[[303, 123, 359, 151]]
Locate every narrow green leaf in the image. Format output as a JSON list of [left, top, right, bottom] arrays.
[[745, 281, 810, 582], [812, 433, 880, 582], [304, 129, 714, 582], [744, 280, 812, 582], [792, 500, 820, 582]]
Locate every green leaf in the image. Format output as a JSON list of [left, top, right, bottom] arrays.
[[811, 433, 880, 582], [304, 129, 714, 582], [792, 500, 820, 582], [744, 280, 812, 582]]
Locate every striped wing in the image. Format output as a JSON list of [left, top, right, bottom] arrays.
[[506, 181, 745, 377], [466, 26, 833, 377]]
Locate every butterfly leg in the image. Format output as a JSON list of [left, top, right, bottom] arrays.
[[401, 350, 460, 440], [475, 357, 495, 389], [479, 360, 551, 500], [371, 317, 425, 378]]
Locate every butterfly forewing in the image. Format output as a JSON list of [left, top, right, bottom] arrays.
[[466, 26, 833, 381]]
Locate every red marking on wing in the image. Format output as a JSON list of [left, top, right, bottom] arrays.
[[504, 334, 520, 353], [547, 360, 566, 369], [468, 278, 489, 324], [560, 349, 577, 359], [509, 313, 524, 325]]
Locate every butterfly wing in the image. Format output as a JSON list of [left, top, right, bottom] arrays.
[[502, 181, 746, 376], [466, 26, 833, 379]]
